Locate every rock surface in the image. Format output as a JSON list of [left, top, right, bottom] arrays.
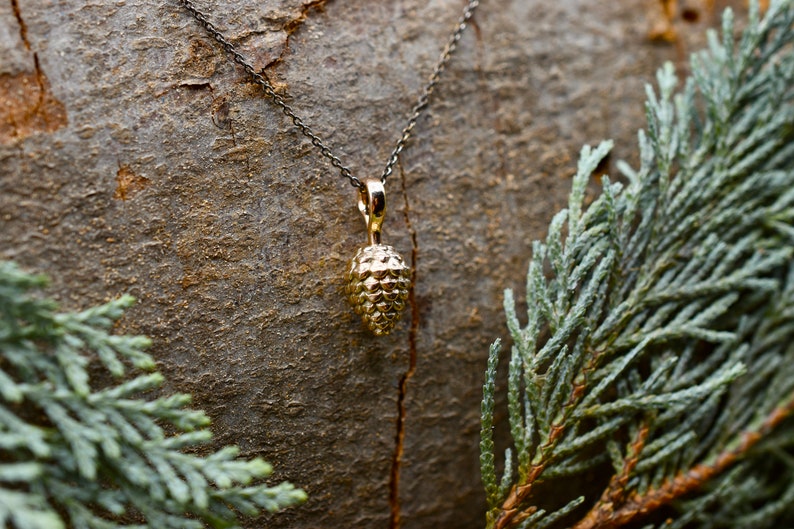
[[0, 0, 744, 527]]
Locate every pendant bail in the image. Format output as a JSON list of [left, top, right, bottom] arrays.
[[358, 179, 386, 245]]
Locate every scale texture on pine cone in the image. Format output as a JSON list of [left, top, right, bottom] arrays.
[[347, 244, 411, 335]]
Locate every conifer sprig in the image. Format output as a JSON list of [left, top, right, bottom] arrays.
[[0, 261, 306, 529], [480, 1, 794, 528]]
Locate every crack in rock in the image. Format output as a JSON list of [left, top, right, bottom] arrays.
[[389, 161, 420, 529]]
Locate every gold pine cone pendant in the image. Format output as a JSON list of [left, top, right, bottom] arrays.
[[347, 244, 411, 336], [347, 179, 411, 335]]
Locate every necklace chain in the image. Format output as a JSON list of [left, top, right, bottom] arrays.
[[177, 0, 479, 190]]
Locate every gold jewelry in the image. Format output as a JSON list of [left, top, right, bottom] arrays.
[[346, 180, 411, 336]]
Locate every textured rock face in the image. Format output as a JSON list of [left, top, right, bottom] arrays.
[[0, 0, 744, 528], [347, 244, 412, 336]]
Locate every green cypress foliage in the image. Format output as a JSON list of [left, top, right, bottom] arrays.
[[0, 261, 306, 528], [480, 1, 794, 528]]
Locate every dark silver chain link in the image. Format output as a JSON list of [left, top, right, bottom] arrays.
[[177, 0, 479, 190]]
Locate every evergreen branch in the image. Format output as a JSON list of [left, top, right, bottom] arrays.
[[572, 395, 794, 529], [601, 418, 651, 507], [0, 261, 306, 528], [481, 1, 794, 527], [481, 340, 501, 506]]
